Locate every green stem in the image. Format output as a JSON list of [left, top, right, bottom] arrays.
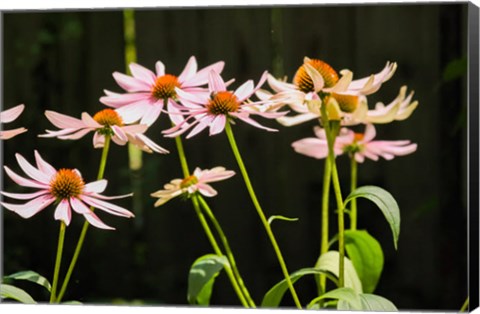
[[317, 156, 332, 296], [191, 194, 249, 307], [50, 222, 66, 303], [320, 104, 345, 288], [197, 195, 256, 307], [172, 132, 249, 307], [460, 297, 469, 312], [350, 156, 358, 230], [56, 136, 112, 303], [224, 120, 302, 309]]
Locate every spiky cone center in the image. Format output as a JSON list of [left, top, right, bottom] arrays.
[[180, 175, 199, 189], [50, 169, 85, 200], [93, 109, 124, 126], [331, 93, 359, 113], [294, 59, 339, 93], [207, 91, 240, 115], [152, 74, 181, 100], [344, 133, 364, 155]]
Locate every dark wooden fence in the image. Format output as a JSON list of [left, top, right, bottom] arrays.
[[2, 3, 468, 310]]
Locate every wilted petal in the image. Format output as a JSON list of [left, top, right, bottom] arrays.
[[54, 199, 72, 226]]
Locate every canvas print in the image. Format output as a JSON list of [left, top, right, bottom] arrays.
[[0, 2, 477, 312]]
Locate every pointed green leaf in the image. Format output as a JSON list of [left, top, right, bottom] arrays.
[[316, 251, 363, 293], [307, 287, 362, 310], [267, 215, 299, 225], [338, 293, 398, 311], [345, 185, 400, 249], [0, 284, 37, 304], [4, 270, 52, 292], [344, 230, 384, 293], [187, 254, 229, 306], [261, 268, 338, 307]]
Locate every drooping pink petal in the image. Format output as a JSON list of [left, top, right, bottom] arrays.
[[155, 60, 166, 77], [120, 124, 148, 134], [100, 91, 150, 108], [16, 155, 55, 183], [81, 113, 102, 128], [208, 71, 226, 93], [83, 211, 115, 230], [175, 86, 210, 105], [111, 125, 128, 143], [362, 124, 377, 142], [209, 115, 227, 136], [178, 56, 198, 83], [267, 74, 297, 93], [139, 101, 163, 126], [93, 132, 105, 148], [83, 180, 107, 194], [58, 128, 94, 140], [44, 111, 86, 129], [292, 138, 329, 159], [196, 183, 218, 197], [186, 116, 214, 139], [1, 194, 55, 218], [0, 128, 28, 140], [234, 80, 254, 102], [1, 190, 50, 200], [80, 195, 134, 218], [34, 150, 57, 177], [38, 128, 78, 138], [231, 112, 278, 132], [88, 192, 133, 201], [112, 72, 151, 92], [3, 166, 50, 189], [115, 100, 152, 124], [54, 199, 72, 225], [131, 133, 170, 154], [304, 61, 325, 92], [183, 61, 225, 87], [199, 167, 235, 182], [129, 62, 157, 86], [0, 104, 25, 123]]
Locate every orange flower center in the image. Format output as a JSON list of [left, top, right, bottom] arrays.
[[331, 93, 359, 113], [50, 169, 85, 200], [151, 74, 181, 100], [93, 109, 124, 126], [180, 175, 199, 189], [207, 91, 240, 115], [293, 59, 339, 93], [354, 133, 364, 142]]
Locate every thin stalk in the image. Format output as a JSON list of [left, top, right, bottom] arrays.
[[190, 195, 249, 307], [197, 195, 256, 307], [172, 131, 249, 307], [224, 120, 302, 309], [320, 105, 345, 288], [460, 297, 469, 312], [317, 156, 332, 296], [56, 136, 112, 302], [50, 222, 66, 303], [349, 156, 358, 230]]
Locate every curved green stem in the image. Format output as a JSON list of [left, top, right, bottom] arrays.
[[197, 195, 256, 307], [349, 156, 358, 230], [317, 156, 332, 296], [50, 222, 66, 303], [460, 297, 469, 312], [191, 195, 249, 307], [172, 132, 249, 307], [320, 104, 345, 288], [224, 120, 302, 309], [56, 136, 112, 302]]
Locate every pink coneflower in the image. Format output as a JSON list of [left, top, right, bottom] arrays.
[[292, 124, 417, 163], [39, 108, 168, 154], [162, 70, 286, 138], [1, 151, 134, 230], [259, 57, 401, 126], [99, 56, 225, 126], [151, 166, 235, 207], [0, 104, 28, 140]]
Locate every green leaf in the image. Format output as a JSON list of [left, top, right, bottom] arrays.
[[0, 284, 37, 304], [345, 185, 400, 249], [187, 254, 229, 306], [307, 287, 362, 310], [338, 293, 398, 311], [316, 251, 363, 293], [267, 215, 299, 225], [4, 270, 52, 292], [344, 230, 384, 293], [261, 267, 338, 307]]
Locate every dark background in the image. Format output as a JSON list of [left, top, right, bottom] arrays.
[[1, 3, 470, 311]]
